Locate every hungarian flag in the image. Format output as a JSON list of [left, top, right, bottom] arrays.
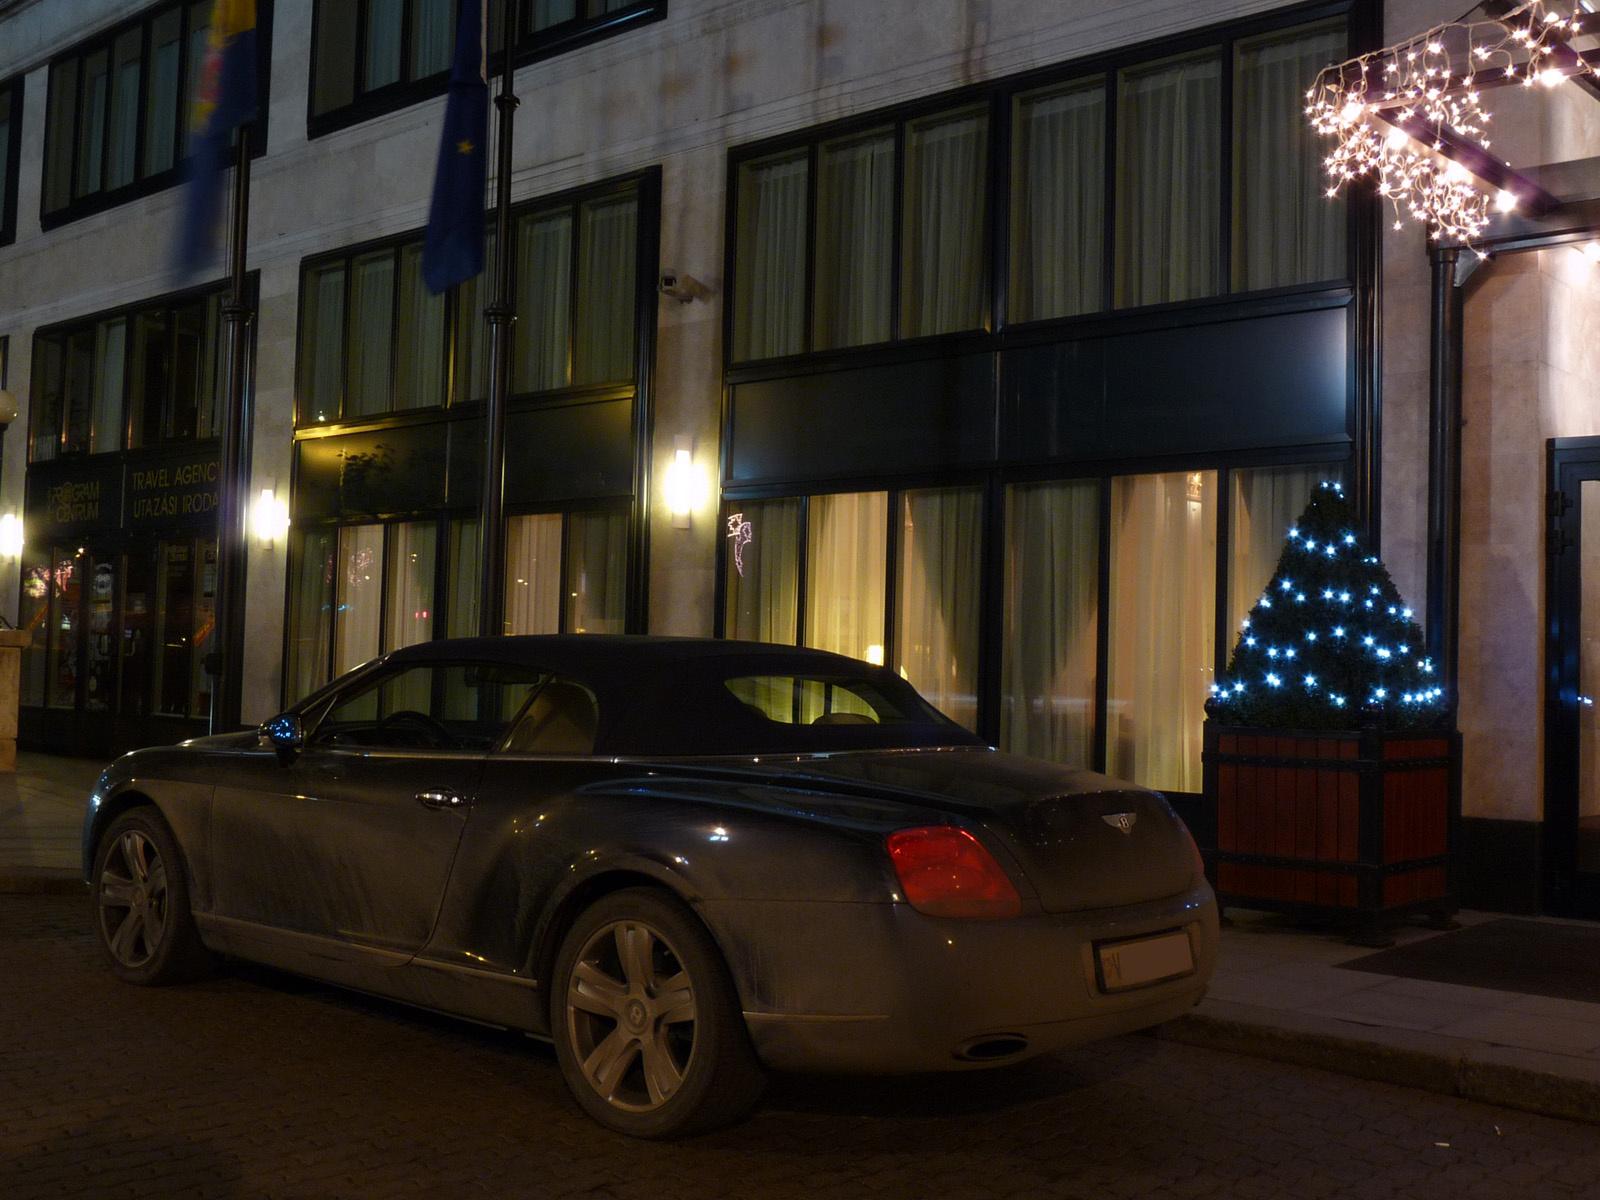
[[423, 0, 489, 294], [175, 0, 258, 276]]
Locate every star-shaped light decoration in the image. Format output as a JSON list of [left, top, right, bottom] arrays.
[[1307, 2, 1596, 243]]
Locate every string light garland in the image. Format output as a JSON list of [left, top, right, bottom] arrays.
[[1307, 1, 1595, 242], [1209, 482, 1445, 730]]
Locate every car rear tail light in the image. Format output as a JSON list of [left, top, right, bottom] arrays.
[[885, 826, 1022, 919]]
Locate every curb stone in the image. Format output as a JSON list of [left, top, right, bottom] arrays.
[[1159, 1009, 1600, 1127]]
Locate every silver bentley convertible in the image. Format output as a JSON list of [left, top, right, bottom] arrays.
[[83, 635, 1218, 1137]]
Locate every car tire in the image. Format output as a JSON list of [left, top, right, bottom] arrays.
[[92, 808, 215, 986], [551, 887, 765, 1138]]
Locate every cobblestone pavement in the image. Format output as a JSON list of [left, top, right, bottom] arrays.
[[5, 895, 1599, 1200]]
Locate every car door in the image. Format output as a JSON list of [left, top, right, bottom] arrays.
[[209, 659, 532, 955]]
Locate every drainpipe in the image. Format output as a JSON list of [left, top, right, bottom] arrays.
[[1426, 244, 1464, 702]]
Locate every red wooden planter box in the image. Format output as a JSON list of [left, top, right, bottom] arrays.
[[1201, 721, 1458, 941]]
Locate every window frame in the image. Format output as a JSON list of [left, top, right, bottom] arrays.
[[38, 0, 274, 232], [293, 173, 647, 428], [283, 498, 632, 706], [27, 278, 241, 463], [723, 0, 1358, 368], [0, 74, 21, 246], [306, 0, 669, 139], [716, 447, 1354, 792]]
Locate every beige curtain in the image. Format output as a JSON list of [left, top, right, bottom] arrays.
[[335, 524, 385, 675], [902, 106, 988, 337], [514, 211, 573, 393], [384, 521, 437, 653], [566, 510, 628, 634], [897, 487, 982, 730], [724, 498, 800, 644], [814, 130, 894, 349], [1002, 480, 1099, 766], [574, 195, 638, 384], [1228, 464, 1338, 649], [505, 513, 563, 635], [1115, 51, 1221, 307], [1233, 21, 1348, 290], [733, 152, 808, 360], [1011, 78, 1105, 322], [805, 492, 887, 663], [1107, 471, 1216, 792]]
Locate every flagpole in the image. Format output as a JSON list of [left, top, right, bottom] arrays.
[[211, 121, 253, 733], [477, 0, 519, 640]]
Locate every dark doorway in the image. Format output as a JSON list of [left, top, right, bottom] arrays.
[[1547, 438, 1600, 918]]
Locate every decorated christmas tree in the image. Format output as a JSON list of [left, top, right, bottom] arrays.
[[1208, 481, 1445, 731]]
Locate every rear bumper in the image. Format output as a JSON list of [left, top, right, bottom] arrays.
[[697, 883, 1218, 1074]]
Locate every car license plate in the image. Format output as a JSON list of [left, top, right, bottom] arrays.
[[1096, 930, 1194, 992]]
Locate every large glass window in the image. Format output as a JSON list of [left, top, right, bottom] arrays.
[[814, 128, 895, 350], [311, 0, 666, 131], [41, 1, 271, 225], [723, 460, 1342, 788], [733, 103, 992, 362], [731, 153, 808, 362], [1010, 78, 1104, 323], [806, 492, 887, 663], [501, 507, 630, 637], [1002, 480, 1099, 767], [1114, 51, 1222, 308], [1107, 471, 1217, 792], [1233, 21, 1348, 290], [33, 287, 227, 461], [287, 509, 631, 702], [729, 14, 1347, 352], [897, 487, 982, 732], [298, 184, 641, 424]]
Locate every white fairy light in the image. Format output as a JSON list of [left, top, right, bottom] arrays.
[[1308, 2, 1594, 241]]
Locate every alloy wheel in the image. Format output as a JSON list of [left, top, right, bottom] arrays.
[[564, 918, 698, 1113], [97, 829, 170, 970]]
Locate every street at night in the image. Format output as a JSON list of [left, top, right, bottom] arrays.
[[3, 893, 1597, 1200]]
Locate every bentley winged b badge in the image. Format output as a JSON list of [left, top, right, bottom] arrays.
[[1101, 812, 1138, 834]]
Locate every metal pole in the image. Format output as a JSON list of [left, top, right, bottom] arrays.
[[212, 123, 254, 733], [1425, 243, 1463, 700], [478, 0, 519, 639]]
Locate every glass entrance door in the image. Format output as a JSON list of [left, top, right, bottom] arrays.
[[1549, 449, 1600, 917]]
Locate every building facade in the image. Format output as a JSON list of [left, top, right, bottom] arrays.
[[1, 0, 1598, 917]]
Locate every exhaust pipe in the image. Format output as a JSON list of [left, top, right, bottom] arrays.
[[953, 1034, 1030, 1062]]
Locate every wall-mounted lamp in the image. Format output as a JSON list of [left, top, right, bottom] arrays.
[[662, 436, 711, 530], [0, 388, 18, 428], [0, 513, 22, 560], [252, 488, 290, 544]]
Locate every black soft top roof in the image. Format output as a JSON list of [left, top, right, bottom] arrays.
[[357, 635, 985, 756]]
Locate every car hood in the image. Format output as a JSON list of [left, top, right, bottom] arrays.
[[668, 748, 1199, 914]]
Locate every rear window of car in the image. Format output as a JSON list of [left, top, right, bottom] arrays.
[[725, 675, 931, 726]]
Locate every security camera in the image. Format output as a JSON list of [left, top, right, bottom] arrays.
[[658, 269, 713, 303]]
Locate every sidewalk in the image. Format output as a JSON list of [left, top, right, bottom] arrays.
[[0, 751, 107, 892], [1158, 909, 1600, 1127], [3, 751, 1598, 1127]]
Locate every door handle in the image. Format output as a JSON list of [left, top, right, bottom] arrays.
[[416, 790, 466, 810]]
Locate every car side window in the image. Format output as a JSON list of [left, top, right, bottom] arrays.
[[501, 677, 599, 755], [724, 675, 911, 725], [308, 662, 550, 751]]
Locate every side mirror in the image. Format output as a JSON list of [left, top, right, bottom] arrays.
[[261, 713, 304, 754]]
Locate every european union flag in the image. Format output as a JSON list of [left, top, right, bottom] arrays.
[[175, 0, 258, 276], [424, 0, 489, 294]]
